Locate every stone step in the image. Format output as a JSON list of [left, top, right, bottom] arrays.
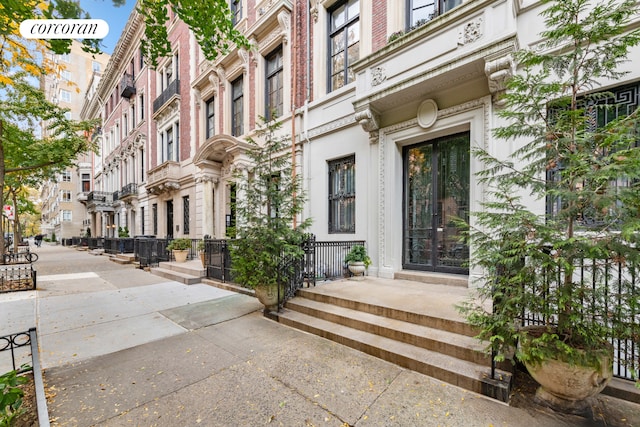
[[278, 309, 512, 397], [394, 270, 469, 287], [158, 260, 206, 277], [285, 297, 490, 366], [201, 278, 254, 297], [296, 287, 477, 337], [109, 256, 131, 265], [149, 267, 201, 285]]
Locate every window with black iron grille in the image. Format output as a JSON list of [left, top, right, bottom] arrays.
[[183, 196, 190, 235], [546, 82, 640, 226], [328, 155, 355, 233]]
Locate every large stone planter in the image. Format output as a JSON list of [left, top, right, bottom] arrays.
[[520, 330, 613, 412], [347, 261, 366, 280], [254, 283, 284, 312], [172, 249, 189, 263]]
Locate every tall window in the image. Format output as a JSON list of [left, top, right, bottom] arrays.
[[62, 210, 72, 222], [230, 0, 242, 25], [231, 76, 243, 136], [152, 203, 158, 235], [62, 171, 71, 182], [265, 47, 284, 120], [183, 196, 190, 234], [166, 127, 174, 161], [161, 122, 179, 162], [92, 60, 101, 72], [328, 155, 356, 233], [547, 82, 640, 225], [406, 0, 463, 29], [205, 97, 215, 139], [329, 0, 359, 92], [141, 206, 145, 235], [131, 104, 136, 128], [82, 173, 91, 192], [61, 190, 72, 202], [139, 147, 145, 182], [139, 94, 144, 120]]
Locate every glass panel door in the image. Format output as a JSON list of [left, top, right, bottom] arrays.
[[403, 132, 469, 273]]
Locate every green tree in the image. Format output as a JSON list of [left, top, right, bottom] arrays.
[[229, 117, 311, 293], [138, 0, 249, 68], [459, 0, 640, 386], [0, 75, 98, 253]]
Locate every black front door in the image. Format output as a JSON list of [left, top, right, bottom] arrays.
[[403, 132, 470, 273]]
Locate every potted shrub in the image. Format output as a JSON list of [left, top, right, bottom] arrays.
[[344, 245, 371, 279], [229, 116, 311, 313], [166, 238, 192, 263], [459, 0, 640, 412]]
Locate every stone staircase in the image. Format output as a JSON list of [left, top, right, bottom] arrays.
[[109, 253, 135, 265], [150, 260, 205, 285], [277, 275, 513, 402]]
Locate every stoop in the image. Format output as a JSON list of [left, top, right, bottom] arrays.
[[150, 260, 204, 285]]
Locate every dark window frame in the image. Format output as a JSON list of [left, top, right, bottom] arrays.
[[265, 46, 284, 120], [205, 97, 215, 139], [231, 76, 244, 137], [328, 0, 360, 92]]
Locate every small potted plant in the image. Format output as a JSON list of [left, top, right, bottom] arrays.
[[166, 238, 192, 263], [344, 245, 371, 279]]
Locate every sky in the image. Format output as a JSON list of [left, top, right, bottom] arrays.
[[79, 0, 136, 54]]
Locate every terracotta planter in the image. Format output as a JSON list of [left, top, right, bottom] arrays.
[[172, 249, 189, 263], [347, 261, 366, 279], [254, 283, 284, 312], [199, 252, 206, 268]]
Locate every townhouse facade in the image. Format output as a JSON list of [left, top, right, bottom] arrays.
[[80, 0, 640, 284], [40, 41, 110, 240]]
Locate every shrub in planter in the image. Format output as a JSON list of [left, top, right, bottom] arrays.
[[458, 0, 640, 410], [229, 115, 311, 312]]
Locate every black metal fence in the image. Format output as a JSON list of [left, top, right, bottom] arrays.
[[0, 328, 49, 426], [0, 264, 36, 293], [509, 257, 639, 382]]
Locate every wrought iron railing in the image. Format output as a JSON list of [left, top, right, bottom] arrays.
[[492, 255, 640, 383], [153, 79, 180, 113], [0, 264, 36, 293], [0, 328, 49, 426]]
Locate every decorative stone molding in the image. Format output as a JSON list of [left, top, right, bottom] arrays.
[[485, 54, 514, 106], [417, 99, 438, 129], [238, 48, 250, 74], [371, 66, 387, 86], [458, 18, 483, 46], [277, 10, 291, 44], [355, 108, 380, 133], [216, 66, 226, 83], [310, 0, 321, 23]]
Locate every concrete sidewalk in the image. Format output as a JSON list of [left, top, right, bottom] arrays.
[[2, 243, 639, 426]]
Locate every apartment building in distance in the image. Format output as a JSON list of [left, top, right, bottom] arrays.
[[40, 41, 110, 240], [80, 0, 640, 284]]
